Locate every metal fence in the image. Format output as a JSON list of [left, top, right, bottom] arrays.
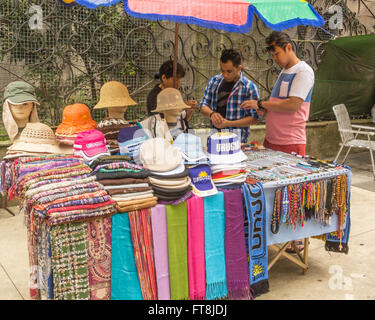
[[0, 0, 373, 141]]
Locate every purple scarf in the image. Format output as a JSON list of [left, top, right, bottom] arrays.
[[223, 188, 252, 300]]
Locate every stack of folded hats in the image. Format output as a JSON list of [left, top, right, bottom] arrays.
[[73, 129, 110, 165], [97, 118, 131, 154], [118, 125, 149, 164], [207, 132, 248, 187], [173, 133, 208, 166], [55, 103, 97, 145], [6, 122, 73, 158], [140, 137, 192, 202], [90, 155, 157, 212]]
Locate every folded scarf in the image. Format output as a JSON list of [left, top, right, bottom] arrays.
[[45, 199, 115, 216], [45, 206, 116, 226], [187, 195, 206, 300], [95, 170, 150, 181], [36, 220, 53, 300], [50, 221, 90, 300], [103, 183, 149, 190], [150, 205, 171, 300], [91, 161, 143, 173], [34, 190, 108, 212], [38, 195, 112, 216], [116, 197, 158, 207], [165, 202, 189, 300], [128, 209, 158, 300], [87, 217, 112, 300], [98, 177, 149, 186], [89, 155, 132, 170], [107, 186, 153, 196], [111, 191, 154, 202], [35, 185, 102, 204], [223, 188, 252, 300], [204, 192, 228, 300], [25, 176, 97, 198], [242, 183, 269, 297], [111, 213, 143, 300], [116, 200, 158, 213]]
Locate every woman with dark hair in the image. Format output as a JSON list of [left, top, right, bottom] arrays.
[[146, 60, 198, 137]]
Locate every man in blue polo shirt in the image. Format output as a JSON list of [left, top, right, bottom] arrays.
[[199, 49, 260, 143]]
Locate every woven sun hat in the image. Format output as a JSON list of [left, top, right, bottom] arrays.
[[94, 81, 137, 109], [56, 103, 97, 136], [207, 131, 247, 164], [151, 88, 190, 113], [7, 122, 73, 155], [140, 137, 182, 172]]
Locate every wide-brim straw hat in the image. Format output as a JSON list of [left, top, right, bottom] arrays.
[[7, 122, 73, 154], [151, 88, 190, 113], [94, 81, 137, 109]]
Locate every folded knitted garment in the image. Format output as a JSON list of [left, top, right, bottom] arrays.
[[152, 184, 192, 195], [116, 197, 158, 207], [107, 187, 153, 196], [115, 200, 158, 212], [89, 155, 132, 169], [95, 170, 150, 181], [98, 177, 149, 186]]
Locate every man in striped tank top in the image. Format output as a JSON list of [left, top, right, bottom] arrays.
[[241, 31, 315, 157]]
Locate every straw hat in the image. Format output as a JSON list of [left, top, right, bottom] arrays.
[[7, 122, 73, 155], [94, 81, 137, 109], [56, 103, 97, 136], [151, 88, 190, 113]]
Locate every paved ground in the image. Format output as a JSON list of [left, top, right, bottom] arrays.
[[0, 151, 374, 300]]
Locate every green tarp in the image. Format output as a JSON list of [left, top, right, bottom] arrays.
[[310, 34, 375, 119]]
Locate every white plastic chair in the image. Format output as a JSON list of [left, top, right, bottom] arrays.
[[333, 104, 375, 179]]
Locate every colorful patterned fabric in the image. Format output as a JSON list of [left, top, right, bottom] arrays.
[[128, 209, 158, 300], [223, 188, 252, 300], [37, 220, 54, 299], [165, 202, 189, 300], [87, 217, 112, 300], [50, 221, 90, 300], [150, 205, 170, 300], [203, 191, 228, 300], [242, 182, 269, 297], [111, 213, 143, 300], [187, 195, 206, 300]]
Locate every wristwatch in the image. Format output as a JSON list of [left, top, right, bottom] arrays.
[[209, 110, 216, 118], [257, 100, 265, 110]]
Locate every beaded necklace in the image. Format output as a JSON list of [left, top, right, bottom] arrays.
[[271, 188, 282, 234], [336, 174, 347, 251]]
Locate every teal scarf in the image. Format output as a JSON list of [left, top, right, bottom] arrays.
[[111, 213, 143, 300], [203, 192, 228, 300]]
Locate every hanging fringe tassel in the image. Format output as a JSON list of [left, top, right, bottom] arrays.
[[206, 281, 227, 300], [227, 280, 252, 300]]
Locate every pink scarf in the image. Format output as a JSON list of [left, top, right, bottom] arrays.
[[187, 195, 206, 300]]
